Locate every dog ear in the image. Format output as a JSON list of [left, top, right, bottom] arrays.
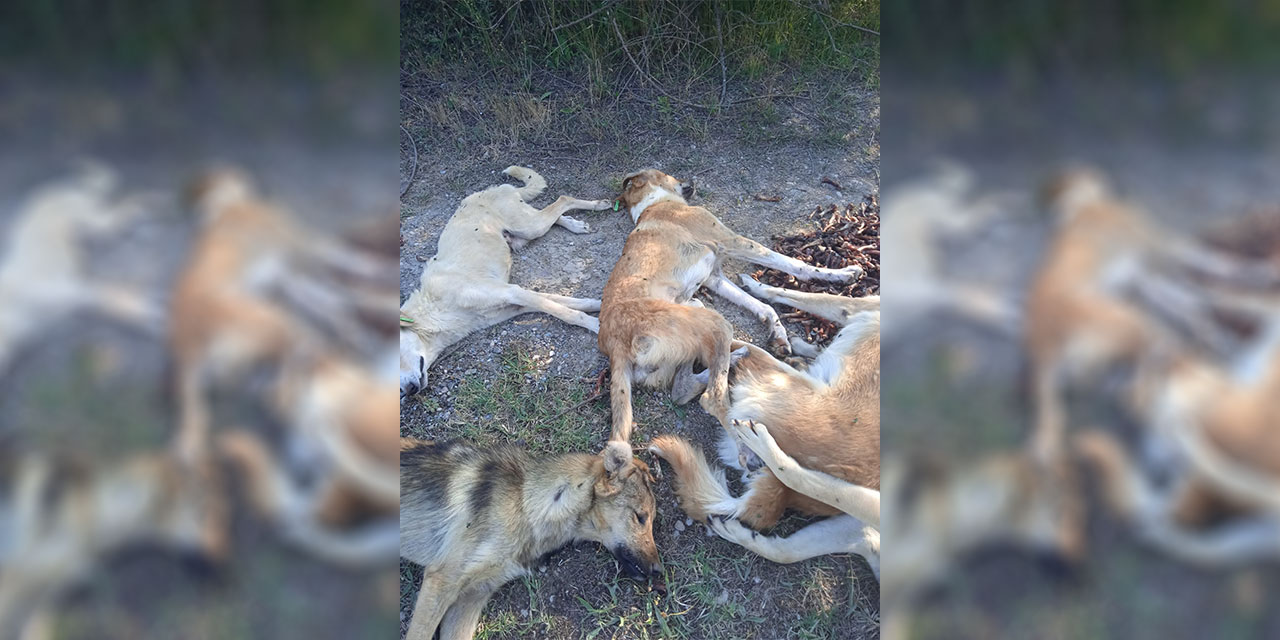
[[595, 440, 634, 497], [602, 440, 633, 477], [621, 171, 646, 192]]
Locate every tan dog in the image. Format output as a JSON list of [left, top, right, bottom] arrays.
[[400, 438, 661, 640], [169, 167, 390, 462], [655, 288, 875, 517], [648, 287, 879, 567], [0, 445, 229, 640], [0, 163, 162, 376], [1025, 168, 1280, 462], [602, 169, 861, 445], [1074, 309, 1280, 565], [217, 348, 400, 567], [398, 166, 608, 401]]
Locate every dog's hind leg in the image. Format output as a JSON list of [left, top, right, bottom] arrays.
[[83, 284, 165, 335], [406, 574, 458, 640], [437, 589, 495, 640], [708, 513, 879, 574], [719, 235, 862, 283], [505, 196, 611, 240], [502, 286, 600, 333], [535, 292, 601, 312]]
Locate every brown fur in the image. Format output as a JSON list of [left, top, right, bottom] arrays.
[[654, 285, 879, 531], [0, 448, 229, 639], [602, 169, 863, 445], [400, 439, 660, 640], [170, 167, 390, 462]]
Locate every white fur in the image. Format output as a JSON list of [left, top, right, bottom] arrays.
[[629, 187, 682, 223]]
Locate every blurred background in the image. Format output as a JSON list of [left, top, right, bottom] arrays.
[[881, 1, 1280, 638], [0, 2, 399, 639]]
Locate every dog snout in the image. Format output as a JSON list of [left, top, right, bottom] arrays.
[[403, 381, 420, 397], [612, 548, 651, 581]]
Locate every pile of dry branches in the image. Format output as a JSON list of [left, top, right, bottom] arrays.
[[751, 194, 879, 344]]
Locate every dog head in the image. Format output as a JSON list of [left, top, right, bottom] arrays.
[[399, 318, 429, 401], [619, 169, 694, 216], [185, 166, 255, 220], [587, 441, 663, 583], [1039, 166, 1110, 219]]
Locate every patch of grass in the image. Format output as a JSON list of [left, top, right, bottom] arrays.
[[446, 342, 606, 454]]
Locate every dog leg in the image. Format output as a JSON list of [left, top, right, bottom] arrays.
[[721, 236, 862, 283], [535, 292, 601, 312], [788, 337, 821, 358], [739, 274, 875, 325], [502, 286, 600, 333], [406, 574, 458, 640], [705, 275, 789, 354], [731, 420, 880, 526], [437, 588, 495, 640], [83, 284, 165, 334], [507, 196, 610, 240], [708, 514, 879, 574]]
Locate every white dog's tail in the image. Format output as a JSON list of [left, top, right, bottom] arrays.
[[503, 165, 547, 200], [648, 435, 737, 522]]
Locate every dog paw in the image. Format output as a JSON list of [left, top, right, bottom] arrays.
[[706, 514, 753, 545], [559, 216, 591, 234], [823, 265, 863, 282], [768, 331, 792, 357], [731, 420, 786, 471], [738, 273, 767, 297], [590, 199, 613, 211]]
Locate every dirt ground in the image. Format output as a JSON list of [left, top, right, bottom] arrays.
[[399, 66, 880, 639], [882, 80, 1280, 639]]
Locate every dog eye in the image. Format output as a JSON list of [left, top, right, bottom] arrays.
[[634, 511, 647, 525], [418, 356, 425, 375]]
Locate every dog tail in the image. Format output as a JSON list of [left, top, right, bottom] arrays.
[[503, 165, 547, 200], [648, 435, 736, 522]]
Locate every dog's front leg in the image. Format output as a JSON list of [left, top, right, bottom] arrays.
[[731, 420, 881, 526], [723, 235, 862, 283], [406, 573, 459, 640], [437, 587, 496, 640]]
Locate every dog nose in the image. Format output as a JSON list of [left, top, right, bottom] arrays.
[[405, 382, 419, 396]]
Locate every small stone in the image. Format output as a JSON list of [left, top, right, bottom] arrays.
[[674, 520, 686, 532], [685, 518, 693, 526]]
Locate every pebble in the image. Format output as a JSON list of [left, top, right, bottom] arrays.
[[674, 520, 686, 532]]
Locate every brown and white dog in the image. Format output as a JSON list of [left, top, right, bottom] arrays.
[[1025, 168, 1280, 462], [398, 167, 608, 401], [648, 286, 880, 572], [217, 347, 400, 567], [170, 167, 391, 462], [602, 169, 862, 445], [1075, 306, 1280, 565]]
